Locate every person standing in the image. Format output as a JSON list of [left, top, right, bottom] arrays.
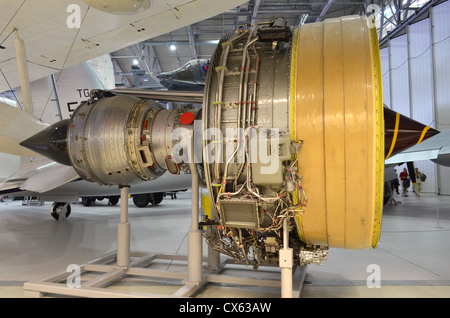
[[399, 167, 410, 197], [392, 169, 400, 194], [414, 168, 424, 197]]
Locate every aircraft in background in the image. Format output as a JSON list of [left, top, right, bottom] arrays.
[[130, 59, 209, 91], [385, 129, 450, 167], [0, 61, 191, 219], [381, 107, 450, 202], [116, 65, 166, 89], [0, 0, 247, 219], [156, 59, 209, 91], [0, 0, 246, 94]]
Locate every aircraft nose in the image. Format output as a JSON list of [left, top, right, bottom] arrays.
[[20, 119, 71, 166], [156, 72, 168, 80], [384, 107, 440, 159]]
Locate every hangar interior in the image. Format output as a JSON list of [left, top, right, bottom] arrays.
[[1, 190, 450, 298], [0, 0, 450, 298], [379, 0, 450, 195]]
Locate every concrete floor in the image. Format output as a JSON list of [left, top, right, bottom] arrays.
[[0, 188, 449, 298]]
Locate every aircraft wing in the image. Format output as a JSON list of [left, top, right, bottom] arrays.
[[385, 129, 450, 166], [0, 102, 49, 157], [0, 0, 247, 93], [0, 159, 80, 195], [19, 163, 80, 193]]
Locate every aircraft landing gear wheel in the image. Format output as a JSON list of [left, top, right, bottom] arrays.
[[50, 202, 71, 221], [149, 193, 163, 206], [133, 194, 150, 207], [81, 197, 95, 206], [108, 196, 119, 206]]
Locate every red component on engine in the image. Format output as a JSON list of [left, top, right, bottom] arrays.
[[180, 112, 195, 125]]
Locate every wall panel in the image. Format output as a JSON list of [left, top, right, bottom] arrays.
[[390, 35, 410, 117], [380, 47, 390, 108], [409, 18, 436, 193], [381, 1, 450, 195], [432, 1, 450, 195]]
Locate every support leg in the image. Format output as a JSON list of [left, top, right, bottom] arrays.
[[14, 29, 33, 114], [280, 218, 293, 298], [187, 134, 203, 285], [116, 186, 130, 268], [207, 229, 220, 272]]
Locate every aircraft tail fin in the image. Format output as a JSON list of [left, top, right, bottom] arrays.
[[15, 60, 112, 123]]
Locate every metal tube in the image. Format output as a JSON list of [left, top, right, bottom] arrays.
[[188, 129, 203, 284], [407, 25, 413, 117], [116, 186, 130, 267], [388, 39, 394, 109], [283, 218, 289, 247], [207, 229, 220, 271], [14, 29, 33, 114], [430, 7, 441, 194], [280, 218, 293, 298], [213, 42, 232, 180], [50, 74, 63, 121], [109, 88, 204, 103], [221, 35, 254, 184], [190, 136, 199, 231]]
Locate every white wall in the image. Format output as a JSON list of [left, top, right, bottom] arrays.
[[381, 1, 450, 194], [409, 18, 437, 193], [380, 47, 390, 108], [389, 35, 411, 117], [432, 1, 450, 195]]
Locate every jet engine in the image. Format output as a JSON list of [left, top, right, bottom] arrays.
[[21, 16, 438, 269]]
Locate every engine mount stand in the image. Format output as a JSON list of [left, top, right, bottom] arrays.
[[23, 143, 306, 298]]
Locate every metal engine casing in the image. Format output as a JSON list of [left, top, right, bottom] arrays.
[[67, 95, 187, 186], [202, 27, 293, 224]]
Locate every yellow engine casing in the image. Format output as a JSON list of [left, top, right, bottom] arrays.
[[291, 16, 384, 249]]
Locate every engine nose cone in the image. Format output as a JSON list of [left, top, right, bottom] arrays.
[[384, 107, 440, 159], [20, 119, 71, 166]]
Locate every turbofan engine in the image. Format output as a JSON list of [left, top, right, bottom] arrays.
[[21, 16, 438, 269]]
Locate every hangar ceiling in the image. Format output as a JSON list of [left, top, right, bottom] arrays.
[[110, 0, 443, 88]]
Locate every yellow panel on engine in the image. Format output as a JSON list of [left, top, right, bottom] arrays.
[[291, 16, 384, 249], [291, 21, 328, 246]]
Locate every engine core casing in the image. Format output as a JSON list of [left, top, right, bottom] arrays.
[[67, 95, 180, 186]]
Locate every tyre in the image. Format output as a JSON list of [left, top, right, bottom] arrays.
[[133, 194, 150, 207], [108, 196, 120, 206], [149, 192, 164, 206], [50, 202, 71, 221], [81, 197, 95, 206]]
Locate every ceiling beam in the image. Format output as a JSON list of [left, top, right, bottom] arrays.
[[142, 40, 219, 46], [187, 25, 198, 60], [315, 0, 337, 22], [251, 0, 261, 26]]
